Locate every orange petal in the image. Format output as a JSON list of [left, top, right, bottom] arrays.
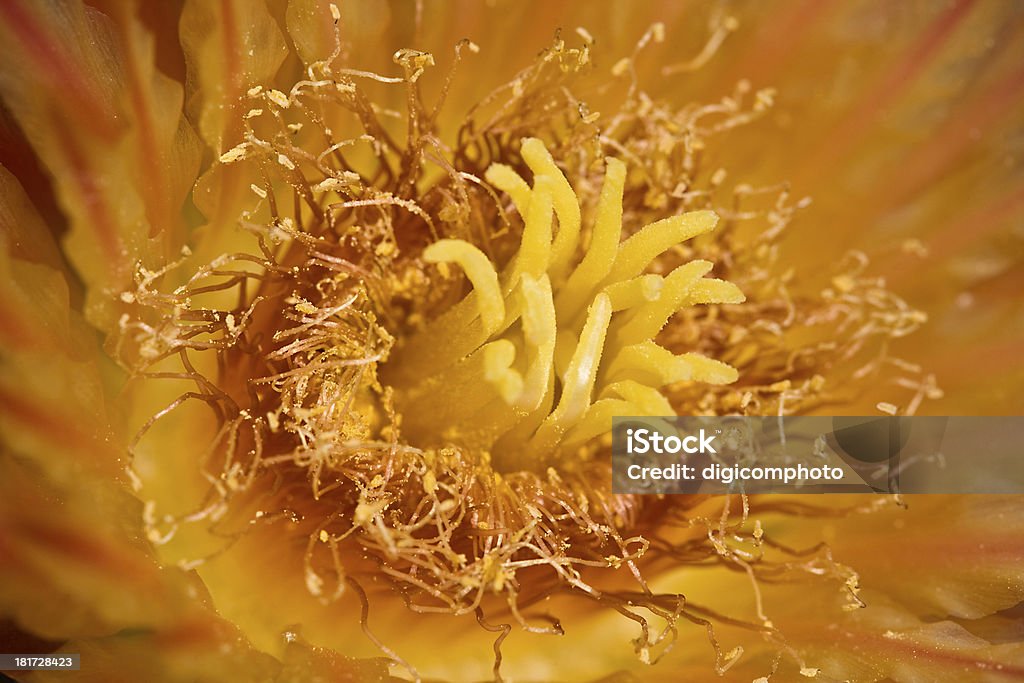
[[0, 0, 201, 333], [824, 496, 1024, 620], [0, 169, 124, 479], [0, 165, 64, 269], [777, 591, 1024, 682], [0, 458, 171, 641]]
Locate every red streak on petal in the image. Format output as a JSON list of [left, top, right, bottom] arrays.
[[721, 0, 836, 89], [796, 0, 978, 185], [218, 0, 245, 150], [154, 616, 237, 650], [14, 516, 162, 592], [884, 62, 1024, 206], [53, 114, 127, 273], [829, 624, 1024, 679], [115, 22, 170, 241], [880, 186, 1024, 287], [930, 187, 1024, 264], [923, 336, 1024, 382], [220, 0, 242, 91], [0, 0, 120, 143], [0, 535, 31, 573], [0, 297, 43, 350], [0, 385, 121, 473]]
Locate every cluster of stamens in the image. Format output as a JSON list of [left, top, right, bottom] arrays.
[[115, 26, 935, 677]]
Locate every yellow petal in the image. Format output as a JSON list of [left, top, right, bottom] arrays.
[[181, 0, 287, 240]]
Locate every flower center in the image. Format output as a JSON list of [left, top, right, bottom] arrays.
[[115, 26, 934, 677]]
